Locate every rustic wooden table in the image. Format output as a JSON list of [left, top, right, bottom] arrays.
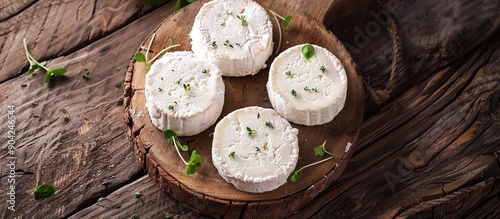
[[1, 0, 499, 218]]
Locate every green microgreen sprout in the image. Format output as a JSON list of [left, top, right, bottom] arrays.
[[246, 127, 256, 137], [183, 83, 191, 93], [229, 151, 236, 158], [33, 183, 56, 200], [291, 89, 297, 97], [285, 70, 293, 78], [269, 10, 293, 55], [314, 141, 336, 157], [289, 141, 336, 182], [320, 65, 326, 73], [24, 38, 67, 84], [302, 44, 315, 61], [237, 15, 248, 26], [265, 121, 274, 129], [134, 33, 181, 71], [163, 129, 202, 175]]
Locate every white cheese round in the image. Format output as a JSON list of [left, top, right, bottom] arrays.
[[267, 44, 348, 126], [190, 0, 273, 77], [145, 51, 225, 136], [212, 106, 299, 193]]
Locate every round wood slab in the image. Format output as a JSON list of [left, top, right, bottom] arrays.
[[124, 0, 364, 217]]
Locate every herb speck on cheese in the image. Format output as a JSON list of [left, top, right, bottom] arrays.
[[183, 84, 191, 93], [224, 40, 234, 48], [168, 101, 177, 110], [246, 127, 256, 137], [237, 15, 248, 26], [291, 89, 297, 97], [229, 151, 236, 158], [265, 121, 274, 129], [320, 65, 326, 73], [304, 86, 319, 92]]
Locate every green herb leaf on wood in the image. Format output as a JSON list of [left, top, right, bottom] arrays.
[[34, 183, 56, 200]]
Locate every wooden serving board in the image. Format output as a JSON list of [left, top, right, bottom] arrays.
[[124, 0, 364, 217]]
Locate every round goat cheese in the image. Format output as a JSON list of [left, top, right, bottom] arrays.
[[212, 106, 299, 193], [267, 44, 348, 126], [190, 0, 273, 77], [145, 51, 225, 136]]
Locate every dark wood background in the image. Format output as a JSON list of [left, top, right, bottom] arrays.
[[0, 0, 498, 218]]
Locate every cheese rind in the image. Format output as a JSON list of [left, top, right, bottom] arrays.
[[267, 44, 348, 126], [145, 51, 225, 136], [190, 0, 273, 77], [212, 106, 299, 193]]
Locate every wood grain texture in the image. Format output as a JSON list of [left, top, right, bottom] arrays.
[[0, 0, 498, 218], [300, 37, 500, 219], [69, 175, 207, 219], [0, 1, 177, 218], [0, 0, 154, 82], [124, 0, 364, 217]]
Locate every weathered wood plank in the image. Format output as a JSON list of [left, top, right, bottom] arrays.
[[300, 37, 500, 219], [69, 175, 206, 219], [0, 0, 155, 82], [0, 1, 179, 218], [329, 0, 500, 109]]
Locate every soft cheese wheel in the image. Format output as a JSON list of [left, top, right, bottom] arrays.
[[145, 51, 225, 136], [190, 0, 273, 77], [267, 44, 348, 126], [212, 106, 299, 193]]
